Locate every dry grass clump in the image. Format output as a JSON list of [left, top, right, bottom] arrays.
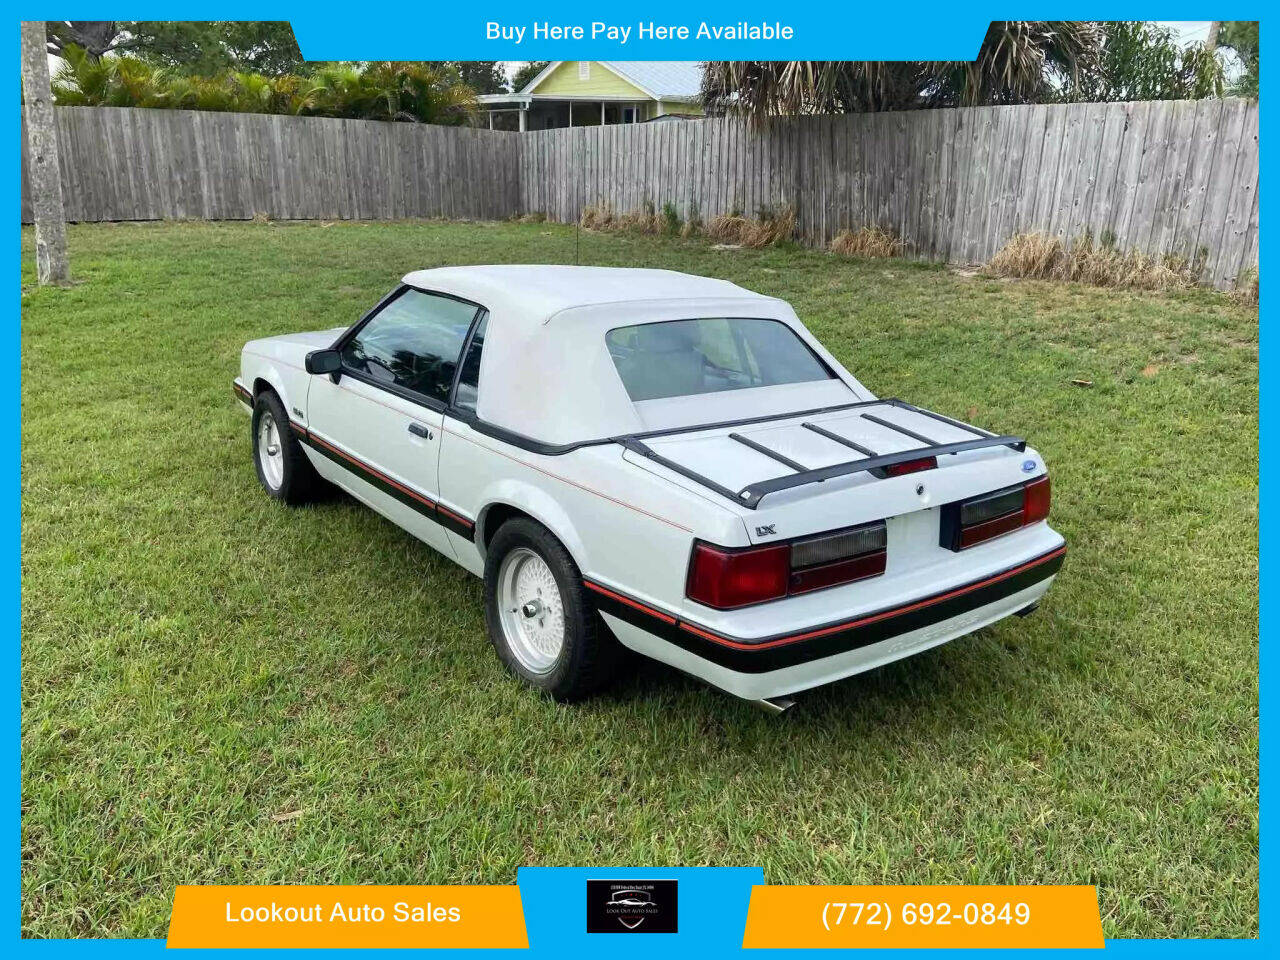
[[581, 202, 664, 234], [705, 212, 751, 244], [706, 206, 796, 248], [580, 200, 794, 249], [578, 204, 613, 230], [616, 201, 662, 234], [1231, 269, 1259, 307], [830, 227, 905, 259], [987, 231, 1204, 291], [987, 233, 1062, 277], [742, 206, 796, 248]]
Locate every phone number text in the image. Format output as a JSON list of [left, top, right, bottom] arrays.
[[822, 901, 1031, 931]]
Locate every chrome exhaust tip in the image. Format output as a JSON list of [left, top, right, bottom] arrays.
[[750, 696, 796, 715]]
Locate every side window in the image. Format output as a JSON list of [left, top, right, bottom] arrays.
[[341, 289, 477, 404], [453, 312, 488, 414]]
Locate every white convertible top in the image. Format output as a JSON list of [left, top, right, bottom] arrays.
[[398, 266, 869, 446], [401, 265, 768, 323]]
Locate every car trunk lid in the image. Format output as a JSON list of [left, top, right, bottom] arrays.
[[621, 400, 1039, 543]]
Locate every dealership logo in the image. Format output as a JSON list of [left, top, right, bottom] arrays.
[[586, 879, 677, 933]]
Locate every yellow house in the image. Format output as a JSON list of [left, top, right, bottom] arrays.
[[477, 62, 704, 131]]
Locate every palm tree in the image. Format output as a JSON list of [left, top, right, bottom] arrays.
[[296, 63, 476, 124], [702, 21, 1103, 122], [51, 51, 478, 125]]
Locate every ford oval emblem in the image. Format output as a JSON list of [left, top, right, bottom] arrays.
[[1021, 459, 1037, 473]]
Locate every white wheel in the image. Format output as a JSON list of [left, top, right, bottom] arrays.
[[496, 546, 566, 674], [251, 390, 326, 505], [256, 410, 285, 491]]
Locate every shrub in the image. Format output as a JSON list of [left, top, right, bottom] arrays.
[[680, 201, 702, 239], [50, 45, 477, 125], [660, 202, 682, 235]]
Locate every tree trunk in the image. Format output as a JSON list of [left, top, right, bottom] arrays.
[[20, 21, 69, 285], [1206, 21, 1221, 53]]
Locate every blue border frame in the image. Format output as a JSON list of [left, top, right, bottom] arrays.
[[13, 8, 1265, 954]]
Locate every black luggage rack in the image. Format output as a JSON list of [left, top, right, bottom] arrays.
[[618, 398, 1026, 509]]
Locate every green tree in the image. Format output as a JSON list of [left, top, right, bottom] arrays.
[[511, 61, 549, 92], [130, 21, 305, 75], [45, 21, 305, 75], [433, 61, 507, 95], [1218, 21, 1259, 98], [702, 22, 1103, 121], [1073, 21, 1223, 102]]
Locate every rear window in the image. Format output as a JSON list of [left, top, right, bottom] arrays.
[[605, 317, 834, 402]]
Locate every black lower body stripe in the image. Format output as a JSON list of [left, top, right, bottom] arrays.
[[435, 505, 476, 539], [297, 429, 475, 542], [588, 546, 1064, 673]]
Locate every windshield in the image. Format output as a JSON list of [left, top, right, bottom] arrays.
[[605, 317, 835, 402]]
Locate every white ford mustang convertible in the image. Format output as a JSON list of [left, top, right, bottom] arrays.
[[235, 266, 1064, 711]]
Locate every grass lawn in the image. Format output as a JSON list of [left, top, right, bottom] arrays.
[[21, 220, 1257, 938]]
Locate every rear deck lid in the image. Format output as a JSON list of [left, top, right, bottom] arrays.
[[621, 401, 1041, 542]]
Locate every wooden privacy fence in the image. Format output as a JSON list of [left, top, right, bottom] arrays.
[[20, 106, 520, 223], [523, 98, 1259, 289], [23, 100, 1258, 287]]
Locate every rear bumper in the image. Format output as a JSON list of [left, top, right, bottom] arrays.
[[592, 543, 1064, 700]]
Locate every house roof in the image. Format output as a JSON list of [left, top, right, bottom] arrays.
[[597, 62, 703, 100], [518, 61, 703, 101]]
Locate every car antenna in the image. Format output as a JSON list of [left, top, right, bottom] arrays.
[[574, 129, 582, 265]]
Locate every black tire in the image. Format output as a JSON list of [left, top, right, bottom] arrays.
[[251, 389, 325, 504], [483, 517, 621, 701]]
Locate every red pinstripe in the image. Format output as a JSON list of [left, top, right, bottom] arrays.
[[679, 545, 1067, 651], [583, 581, 678, 625], [586, 545, 1065, 653]]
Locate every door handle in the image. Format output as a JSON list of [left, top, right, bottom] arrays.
[[408, 423, 433, 440]]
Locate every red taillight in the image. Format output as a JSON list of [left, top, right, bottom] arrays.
[[883, 456, 937, 477], [943, 475, 1052, 550], [1023, 475, 1051, 524], [686, 542, 789, 609], [687, 521, 887, 609]]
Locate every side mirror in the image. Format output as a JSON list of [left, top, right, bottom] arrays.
[[305, 349, 341, 375]]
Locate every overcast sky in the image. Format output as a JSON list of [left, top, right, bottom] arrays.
[[1159, 20, 1215, 44]]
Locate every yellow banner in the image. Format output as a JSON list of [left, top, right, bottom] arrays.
[[166, 885, 528, 949], [742, 885, 1104, 949]]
